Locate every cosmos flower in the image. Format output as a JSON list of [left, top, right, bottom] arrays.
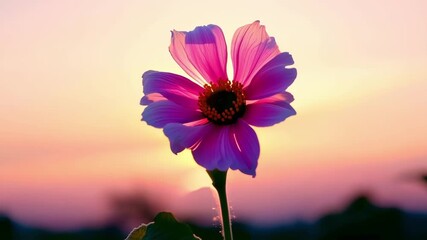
[[141, 21, 296, 177]]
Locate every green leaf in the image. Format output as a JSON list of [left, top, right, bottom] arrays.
[[126, 212, 201, 240]]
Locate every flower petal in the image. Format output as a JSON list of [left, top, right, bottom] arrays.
[[142, 70, 202, 108], [229, 120, 260, 176], [244, 52, 297, 100], [243, 93, 296, 127], [163, 122, 212, 154], [190, 121, 260, 176], [142, 100, 203, 128], [169, 25, 228, 85], [140, 93, 166, 105], [262, 91, 295, 104], [191, 124, 231, 171], [231, 21, 280, 87]]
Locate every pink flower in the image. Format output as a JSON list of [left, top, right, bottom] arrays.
[[141, 21, 296, 177]]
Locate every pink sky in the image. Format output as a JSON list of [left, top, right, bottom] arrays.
[[1, 0, 427, 230]]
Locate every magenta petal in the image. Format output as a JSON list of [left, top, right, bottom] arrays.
[[229, 120, 260, 176], [190, 121, 259, 176], [185, 25, 228, 83], [140, 93, 166, 105], [243, 94, 296, 127], [169, 25, 228, 85], [231, 21, 280, 87], [169, 31, 204, 84], [192, 125, 232, 171], [163, 122, 212, 154], [142, 71, 202, 108], [262, 91, 295, 104], [142, 100, 203, 128], [244, 52, 297, 100]]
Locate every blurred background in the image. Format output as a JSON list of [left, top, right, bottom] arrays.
[[1, 0, 427, 239]]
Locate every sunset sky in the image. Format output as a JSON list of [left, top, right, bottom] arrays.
[[1, 0, 427, 230]]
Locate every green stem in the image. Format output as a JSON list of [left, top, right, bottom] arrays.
[[207, 170, 233, 240]]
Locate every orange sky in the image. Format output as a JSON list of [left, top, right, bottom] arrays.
[[1, 0, 427, 230]]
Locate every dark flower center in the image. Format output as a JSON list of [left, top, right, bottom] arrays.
[[198, 80, 246, 125]]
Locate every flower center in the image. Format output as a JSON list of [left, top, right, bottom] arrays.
[[198, 80, 246, 125]]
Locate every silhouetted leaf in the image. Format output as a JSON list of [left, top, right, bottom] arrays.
[[126, 212, 201, 240], [126, 223, 149, 240]]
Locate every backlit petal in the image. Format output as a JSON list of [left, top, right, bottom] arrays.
[[243, 93, 296, 127], [142, 70, 202, 108], [229, 120, 260, 176], [231, 21, 280, 87], [192, 124, 231, 171], [142, 100, 203, 128], [140, 93, 166, 105], [244, 52, 297, 100], [163, 121, 212, 154], [190, 121, 260, 176], [170, 25, 228, 85]]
